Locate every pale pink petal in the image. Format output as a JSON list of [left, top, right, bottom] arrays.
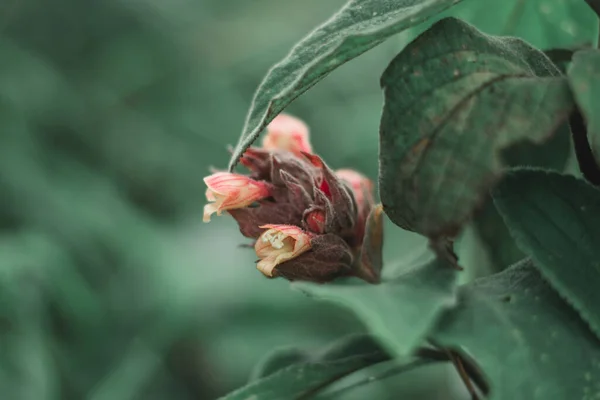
[[205, 188, 217, 202], [202, 172, 270, 223], [336, 169, 373, 192], [262, 114, 313, 155], [335, 169, 374, 210], [203, 203, 221, 222], [204, 172, 255, 193], [255, 225, 312, 277]]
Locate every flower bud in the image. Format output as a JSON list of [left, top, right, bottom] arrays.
[[335, 169, 374, 212], [302, 153, 357, 234], [209, 114, 383, 284], [203, 172, 270, 222], [274, 234, 354, 282], [304, 208, 326, 234], [255, 224, 312, 277], [262, 114, 313, 156]]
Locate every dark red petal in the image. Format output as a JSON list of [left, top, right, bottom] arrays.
[[319, 179, 331, 198]]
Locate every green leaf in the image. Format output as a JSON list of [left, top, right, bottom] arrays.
[[294, 256, 457, 357], [493, 169, 600, 339], [454, 0, 597, 50], [219, 335, 389, 400], [469, 125, 569, 274], [379, 17, 574, 237], [568, 49, 600, 163], [249, 348, 311, 381], [472, 198, 524, 273], [250, 334, 387, 382], [431, 259, 600, 400], [318, 334, 388, 361], [227, 0, 465, 170], [313, 357, 441, 399]]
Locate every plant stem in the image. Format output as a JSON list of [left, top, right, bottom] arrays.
[[446, 350, 480, 400], [308, 346, 489, 399], [425, 342, 490, 396]]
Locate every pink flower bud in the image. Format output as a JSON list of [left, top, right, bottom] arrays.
[[304, 209, 326, 234], [335, 169, 375, 211], [255, 224, 312, 277], [203, 172, 270, 222], [262, 114, 313, 156]]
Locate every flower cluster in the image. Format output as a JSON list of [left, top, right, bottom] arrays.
[[204, 114, 383, 283]]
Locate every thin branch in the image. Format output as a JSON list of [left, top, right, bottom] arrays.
[[425, 342, 490, 396], [300, 346, 490, 399], [447, 350, 480, 400]]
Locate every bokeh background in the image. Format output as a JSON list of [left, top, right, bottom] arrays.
[[0, 0, 593, 398]]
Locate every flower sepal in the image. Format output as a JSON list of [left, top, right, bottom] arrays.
[[273, 234, 354, 283], [352, 204, 384, 284]]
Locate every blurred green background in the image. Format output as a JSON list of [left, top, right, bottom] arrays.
[[0, 0, 593, 398]]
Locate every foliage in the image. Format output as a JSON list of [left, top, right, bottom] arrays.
[[5, 0, 600, 399], [221, 0, 600, 399], [295, 254, 458, 357], [431, 259, 600, 400], [378, 16, 573, 237]]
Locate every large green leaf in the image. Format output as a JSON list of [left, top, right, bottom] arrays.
[[431, 259, 600, 400], [227, 0, 465, 170], [379, 17, 574, 237], [219, 335, 389, 400], [568, 49, 600, 164], [471, 199, 524, 273], [250, 334, 387, 382], [295, 255, 457, 357], [313, 358, 446, 399], [493, 169, 600, 339], [249, 348, 311, 382]]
